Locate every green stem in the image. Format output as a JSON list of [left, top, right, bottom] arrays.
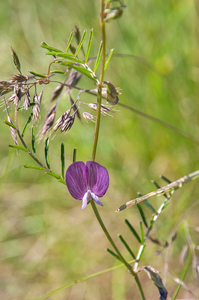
[[90, 2, 145, 299], [92, 1, 106, 162], [91, 201, 145, 300]]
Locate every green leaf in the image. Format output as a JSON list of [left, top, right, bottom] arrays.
[[66, 63, 97, 82], [104, 48, 114, 73], [143, 199, 157, 213], [140, 222, 145, 244], [75, 29, 87, 56], [137, 203, 148, 228], [46, 52, 84, 64], [107, 248, 121, 262], [65, 31, 74, 53], [22, 113, 33, 137], [85, 29, 93, 63], [45, 138, 50, 169], [29, 71, 47, 78], [125, 219, 141, 244], [160, 175, 171, 184], [58, 178, 66, 185], [50, 70, 66, 74], [94, 41, 102, 73], [61, 143, 65, 179], [32, 127, 36, 154], [9, 145, 28, 152], [41, 42, 62, 53], [45, 172, 62, 180], [118, 235, 136, 259], [3, 120, 16, 130], [73, 147, 77, 163], [22, 165, 46, 171]]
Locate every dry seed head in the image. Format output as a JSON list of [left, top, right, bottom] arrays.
[[4, 98, 18, 145], [11, 74, 27, 83], [23, 90, 31, 111], [13, 86, 21, 105], [41, 103, 57, 136], [50, 82, 64, 102], [61, 114, 75, 132], [32, 92, 40, 120], [88, 103, 112, 116], [83, 111, 94, 122], [66, 69, 82, 89], [53, 109, 72, 131]]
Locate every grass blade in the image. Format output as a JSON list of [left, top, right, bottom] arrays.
[[45, 138, 50, 169], [75, 29, 87, 56], [85, 29, 93, 63], [32, 127, 36, 154], [94, 41, 102, 73], [137, 203, 148, 228], [118, 235, 136, 259], [125, 219, 141, 244], [65, 31, 74, 53], [104, 48, 114, 73], [9, 145, 28, 152], [61, 143, 65, 179], [22, 113, 33, 137]]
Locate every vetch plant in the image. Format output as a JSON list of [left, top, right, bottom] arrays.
[[1, 1, 199, 299]]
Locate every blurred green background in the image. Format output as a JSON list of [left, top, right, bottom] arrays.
[[0, 0, 199, 299]]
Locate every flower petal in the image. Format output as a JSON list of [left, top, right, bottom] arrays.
[[86, 161, 109, 197], [65, 161, 87, 199], [82, 192, 88, 209], [91, 192, 103, 207]]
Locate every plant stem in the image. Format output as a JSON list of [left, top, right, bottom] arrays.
[[91, 200, 145, 300], [90, 2, 145, 299], [91, 1, 106, 162]]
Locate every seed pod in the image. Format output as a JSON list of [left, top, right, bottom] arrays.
[[103, 81, 120, 105]]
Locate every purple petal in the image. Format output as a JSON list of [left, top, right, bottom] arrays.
[[91, 192, 103, 207], [86, 161, 109, 197], [65, 161, 87, 200]]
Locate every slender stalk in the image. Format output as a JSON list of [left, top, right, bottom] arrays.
[[91, 201, 145, 300], [92, 1, 106, 161], [89, 2, 145, 299]]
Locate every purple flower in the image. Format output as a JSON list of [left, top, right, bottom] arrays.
[[65, 161, 109, 209]]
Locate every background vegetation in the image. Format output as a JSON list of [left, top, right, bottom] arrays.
[[0, 0, 198, 299]]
